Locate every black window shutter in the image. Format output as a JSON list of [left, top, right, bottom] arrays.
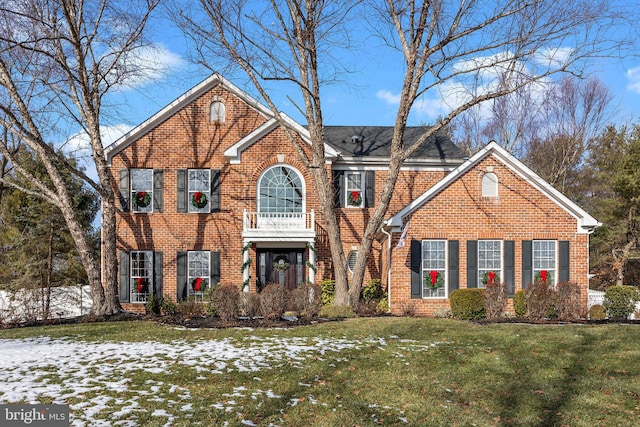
[[467, 240, 478, 288], [522, 240, 533, 290], [153, 169, 163, 212], [153, 251, 163, 297], [559, 241, 570, 282], [504, 241, 515, 297], [365, 171, 375, 207], [333, 170, 345, 208], [177, 251, 187, 300], [210, 251, 221, 285], [119, 169, 130, 212], [210, 169, 221, 213], [410, 239, 422, 299], [448, 240, 459, 293], [177, 169, 187, 213], [119, 251, 130, 302]]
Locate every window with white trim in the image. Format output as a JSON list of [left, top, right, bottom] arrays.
[[131, 251, 153, 303], [533, 240, 556, 286], [131, 169, 153, 213], [188, 251, 210, 300], [347, 250, 358, 273], [210, 101, 226, 123], [259, 165, 304, 213], [345, 172, 364, 208], [482, 172, 498, 197], [478, 240, 502, 288], [188, 169, 211, 213], [422, 240, 446, 298]]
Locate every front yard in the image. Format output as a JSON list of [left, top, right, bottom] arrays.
[[1, 318, 638, 426]]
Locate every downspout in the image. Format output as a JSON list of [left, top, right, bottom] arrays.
[[380, 224, 392, 312]]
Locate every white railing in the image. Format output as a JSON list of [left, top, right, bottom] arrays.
[[243, 210, 314, 232]]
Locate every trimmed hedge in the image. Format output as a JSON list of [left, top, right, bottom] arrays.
[[603, 285, 640, 319], [450, 288, 486, 320]]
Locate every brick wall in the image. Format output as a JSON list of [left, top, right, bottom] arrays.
[[385, 156, 591, 317]]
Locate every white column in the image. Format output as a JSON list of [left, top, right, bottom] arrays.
[[308, 239, 316, 284], [242, 239, 251, 292]]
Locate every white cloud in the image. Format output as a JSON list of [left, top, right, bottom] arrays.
[[533, 47, 573, 69], [627, 66, 640, 94], [108, 44, 185, 91], [376, 89, 401, 105]]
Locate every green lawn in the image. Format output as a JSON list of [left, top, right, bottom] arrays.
[[1, 318, 638, 426]]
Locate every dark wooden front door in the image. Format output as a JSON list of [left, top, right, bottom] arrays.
[[257, 249, 305, 291]]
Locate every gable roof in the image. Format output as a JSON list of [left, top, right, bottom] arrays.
[[322, 126, 465, 165], [386, 141, 601, 234], [105, 73, 337, 164]]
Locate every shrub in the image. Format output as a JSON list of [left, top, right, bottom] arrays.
[[320, 279, 335, 306], [176, 298, 207, 317], [260, 284, 289, 319], [450, 288, 486, 320], [211, 284, 240, 322], [161, 298, 178, 316], [376, 297, 389, 314], [513, 290, 526, 318], [145, 294, 163, 316], [433, 307, 452, 319], [555, 281, 582, 321], [589, 304, 606, 320], [524, 281, 556, 321], [292, 283, 322, 318], [241, 292, 262, 319], [399, 301, 416, 316], [483, 281, 508, 319], [603, 285, 640, 319], [319, 304, 357, 319], [361, 279, 386, 301], [355, 300, 378, 316]]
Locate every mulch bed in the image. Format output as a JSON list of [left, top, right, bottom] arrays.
[[3, 311, 639, 330]]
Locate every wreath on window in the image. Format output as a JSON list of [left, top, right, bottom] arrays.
[[482, 271, 500, 286], [535, 270, 549, 283], [192, 191, 208, 209], [425, 270, 444, 289], [136, 278, 149, 293], [191, 277, 209, 292], [134, 191, 151, 208], [273, 255, 291, 272], [348, 190, 362, 206]]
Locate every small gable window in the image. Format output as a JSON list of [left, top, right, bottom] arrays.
[[482, 172, 498, 197], [210, 100, 226, 123]]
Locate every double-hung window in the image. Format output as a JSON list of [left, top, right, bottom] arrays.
[[131, 251, 153, 303], [188, 169, 211, 213], [533, 240, 556, 285], [345, 172, 364, 208], [131, 169, 153, 213], [422, 240, 446, 298], [478, 240, 502, 288], [188, 251, 210, 299]]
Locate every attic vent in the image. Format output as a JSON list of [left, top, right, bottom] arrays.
[[351, 135, 363, 143]]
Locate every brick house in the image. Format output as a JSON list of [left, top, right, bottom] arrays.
[[105, 74, 600, 315]]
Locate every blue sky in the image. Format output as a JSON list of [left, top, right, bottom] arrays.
[[92, 11, 640, 150]]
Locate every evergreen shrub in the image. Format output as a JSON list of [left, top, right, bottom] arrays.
[[603, 285, 640, 319], [450, 288, 486, 320]]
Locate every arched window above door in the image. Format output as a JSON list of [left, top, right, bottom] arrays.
[[258, 165, 304, 213]]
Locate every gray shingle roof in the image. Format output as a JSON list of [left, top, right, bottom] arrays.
[[322, 126, 465, 161]]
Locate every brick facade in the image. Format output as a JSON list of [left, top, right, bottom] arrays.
[[106, 75, 598, 315]]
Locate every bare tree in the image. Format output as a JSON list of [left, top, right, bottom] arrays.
[[174, 0, 637, 305], [0, 0, 159, 315]]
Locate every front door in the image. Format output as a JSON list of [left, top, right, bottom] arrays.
[[257, 249, 305, 291]]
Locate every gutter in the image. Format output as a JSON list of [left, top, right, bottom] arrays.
[[380, 224, 392, 313]]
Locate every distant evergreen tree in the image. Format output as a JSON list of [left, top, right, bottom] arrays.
[[0, 148, 98, 319]]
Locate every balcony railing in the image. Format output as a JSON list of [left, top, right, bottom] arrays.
[[243, 210, 315, 234]]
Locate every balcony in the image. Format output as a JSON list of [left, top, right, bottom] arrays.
[[242, 210, 316, 241]]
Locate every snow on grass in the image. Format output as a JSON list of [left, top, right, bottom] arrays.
[[0, 334, 362, 426]]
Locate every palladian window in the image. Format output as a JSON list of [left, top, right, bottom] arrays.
[[258, 165, 304, 213]]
